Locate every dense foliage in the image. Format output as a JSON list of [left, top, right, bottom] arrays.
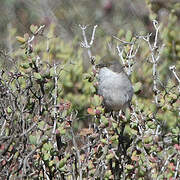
[[0, 0, 179, 179]]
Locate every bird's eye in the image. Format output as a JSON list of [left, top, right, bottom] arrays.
[[96, 63, 106, 68]]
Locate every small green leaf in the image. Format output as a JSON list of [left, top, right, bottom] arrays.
[[30, 24, 38, 34], [83, 73, 91, 80], [48, 160, 54, 167], [130, 129, 138, 135], [29, 135, 37, 145], [110, 135, 118, 142], [101, 116, 109, 126], [112, 122, 118, 129], [143, 136, 153, 144], [126, 164, 134, 170], [38, 121, 45, 130], [147, 121, 156, 129], [21, 63, 30, 69], [105, 170, 112, 178], [58, 127, 66, 135], [43, 143, 53, 151], [88, 161, 94, 170], [100, 138, 108, 144], [106, 153, 114, 160], [125, 30, 132, 42], [43, 153, 50, 161], [50, 68, 56, 77], [16, 36, 26, 43], [7, 107, 12, 114], [92, 95, 103, 107], [34, 72, 42, 80], [43, 71, 51, 79], [59, 158, 67, 168], [133, 82, 142, 93]]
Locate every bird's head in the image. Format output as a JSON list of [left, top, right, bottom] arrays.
[[96, 55, 124, 73]]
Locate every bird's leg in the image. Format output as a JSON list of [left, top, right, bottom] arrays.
[[109, 110, 114, 118], [113, 110, 128, 178], [114, 122, 126, 178]]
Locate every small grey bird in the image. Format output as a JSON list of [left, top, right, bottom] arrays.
[[96, 55, 133, 112]]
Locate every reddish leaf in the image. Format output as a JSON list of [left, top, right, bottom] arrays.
[[87, 108, 95, 115], [174, 144, 180, 151]]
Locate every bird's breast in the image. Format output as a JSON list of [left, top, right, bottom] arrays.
[[97, 67, 133, 111]]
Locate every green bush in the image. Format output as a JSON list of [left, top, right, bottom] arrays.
[[0, 2, 179, 179]]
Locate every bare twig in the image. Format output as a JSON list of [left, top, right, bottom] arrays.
[[169, 65, 180, 93], [90, 25, 98, 46], [22, 141, 44, 177], [139, 21, 164, 107], [79, 24, 98, 61], [20, 122, 37, 137], [52, 63, 58, 137], [114, 35, 138, 75], [28, 25, 46, 44], [174, 159, 179, 179], [42, 160, 50, 180]]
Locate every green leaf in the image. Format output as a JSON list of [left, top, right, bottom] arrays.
[[112, 122, 118, 129], [100, 116, 109, 126], [34, 72, 42, 80], [50, 67, 56, 77], [16, 36, 26, 43], [30, 24, 38, 34], [29, 135, 37, 145], [147, 121, 156, 129], [43, 71, 51, 79], [7, 107, 12, 114], [92, 95, 103, 107], [106, 153, 114, 160], [83, 73, 91, 80], [143, 136, 153, 144], [125, 30, 132, 42], [110, 135, 118, 142], [126, 164, 134, 170], [130, 129, 138, 135], [38, 121, 45, 130], [104, 170, 112, 178], [58, 127, 66, 135], [59, 158, 67, 168], [133, 82, 142, 93], [48, 160, 54, 167], [21, 63, 30, 69], [100, 138, 108, 144], [43, 143, 53, 151], [43, 153, 50, 161]]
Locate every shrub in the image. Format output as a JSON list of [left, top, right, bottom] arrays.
[[0, 2, 179, 179]]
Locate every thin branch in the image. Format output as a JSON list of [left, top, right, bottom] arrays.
[[20, 122, 37, 137], [174, 159, 179, 179], [52, 63, 58, 137], [169, 65, 180, 93], [139, 21, 164, 107], [79, 24, 97, 61], [90, 25, 98, 46]]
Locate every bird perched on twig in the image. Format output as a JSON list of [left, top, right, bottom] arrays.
[[96, 55, 133, 112]]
